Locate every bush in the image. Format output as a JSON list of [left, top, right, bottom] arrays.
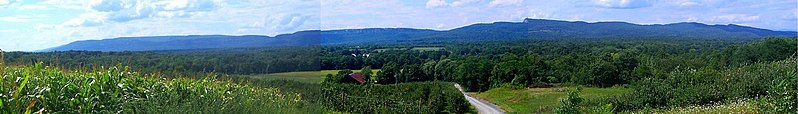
[[585, 103, 614, 114], [756, 70, 798, 113], [555, 87, 582, 114], [607, 58, 798, 112]]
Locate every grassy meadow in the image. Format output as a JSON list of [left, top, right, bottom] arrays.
[[473, 85, 630, 114]]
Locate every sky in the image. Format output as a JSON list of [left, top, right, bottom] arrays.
[[0, 0, 795, 51]]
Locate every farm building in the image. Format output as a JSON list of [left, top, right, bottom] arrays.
[[342, 72, 367, 84]]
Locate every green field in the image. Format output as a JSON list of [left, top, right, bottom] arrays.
[[0, 64, 322, 113], [233, 69, 380, 83], [374, 47, 444, 52], [473, 86, 630, 114]]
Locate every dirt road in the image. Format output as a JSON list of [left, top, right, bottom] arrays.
[[454, 84, 505, 114]]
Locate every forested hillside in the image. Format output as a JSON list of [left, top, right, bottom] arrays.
[[42, 19, 796, 52]]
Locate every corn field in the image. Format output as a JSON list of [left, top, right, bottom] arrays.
[[0, 63, 323, 113]]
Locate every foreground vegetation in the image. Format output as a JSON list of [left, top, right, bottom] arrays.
[[0, 64, 322, 113], [547, 57, 797, 113], [473, 85, 629, 114], [321, 82, 471, 113], [627, 99, 757, 114], [236, 78, 472, 114]]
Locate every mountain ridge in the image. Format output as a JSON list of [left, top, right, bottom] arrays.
[[41, 18, 797, 52]]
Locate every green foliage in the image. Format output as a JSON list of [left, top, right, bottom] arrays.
[[361, 66, 373, 84], [491, 53, 547, 88], [719, 37, 797, 67], [629, 78, 673, 108], [606, 57, 798, 112], [321, 82, 471, 113], [235, 79, 326, 106], [323, 74, 335, 83], [318, 37, 794, 93], [4, 47, 321, 76], [399, 64, 427, 82], [0, 63, 321, 113], [376, 62, 399, 84], [585, 103, 614, 114], [555, 87, 583, 114], [756, 69, 798, 113], [629, 99, 757, 114], [335, 69, 353, 82], [455, 56, 493, 92]]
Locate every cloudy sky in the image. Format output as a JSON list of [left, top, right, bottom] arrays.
[[0, 0, 795, 51]]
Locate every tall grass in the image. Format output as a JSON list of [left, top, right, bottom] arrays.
[[0, 63, 323, 113]]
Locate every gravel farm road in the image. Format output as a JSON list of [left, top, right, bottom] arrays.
[[454, 84, 505, 114]]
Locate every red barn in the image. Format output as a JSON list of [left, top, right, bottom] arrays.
[[342, 72, 367, 84]]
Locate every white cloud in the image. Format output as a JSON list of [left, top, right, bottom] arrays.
[[246, 13, 311, 32], [0, 0, 20, 7], [527, 9, 552, 19], [425, 0, 448, 8], [49, 0, 319, 44], [0, 14, 48, 22], [0, 0, 10, 5], [77, 0, 222, 23], [426, 0, 480, 8], [710, 14, 760, 22], [593, 0, 652, 9], [62, 12, 109, 27], [32, 0, 90, 9], [163, 0, 189, 10], [435, 23, 446, 28], [0, 29, 17, 33], [489, 0, 522, 7], [678, 1, 698, 6], [18, 4, 49, 10], [451, 0, 479, 7]]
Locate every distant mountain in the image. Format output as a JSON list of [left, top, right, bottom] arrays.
[[41, 32, 320, 52], [42, 18, 796, 52]]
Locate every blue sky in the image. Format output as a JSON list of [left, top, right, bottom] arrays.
[[0, 0, 795, 51]]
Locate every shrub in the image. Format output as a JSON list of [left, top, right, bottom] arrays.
[[585, 103, 614, 114], [756, 70, 798, 113], [609, 58, 798, 112], [555, 87, 582, 114]]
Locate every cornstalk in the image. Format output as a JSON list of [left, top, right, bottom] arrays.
[[0, 48, 3, 75]]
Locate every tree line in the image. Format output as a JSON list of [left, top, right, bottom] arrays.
[[322, 37, 796, 92], [3, 47, 321, 76]]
